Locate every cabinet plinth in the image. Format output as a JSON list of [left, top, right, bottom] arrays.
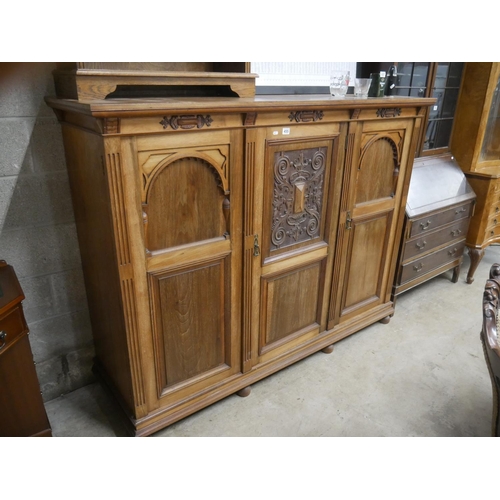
[[46, 93, 434, 436]]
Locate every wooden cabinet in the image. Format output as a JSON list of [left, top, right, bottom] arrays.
[[392, 155, 476, 297], [451, 62, 500, 283], [0, 261, 52, 437], [47, 81, 433, 435]]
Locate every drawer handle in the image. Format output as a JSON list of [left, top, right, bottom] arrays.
[[0, 331, 6, 350], [416, 240, 427, 250], [451, 229, 462, 237], [448, 247, 459, 256], [455, 207, 467, 215], [420, 220, 432, 230], [413, 263, 424, 273]]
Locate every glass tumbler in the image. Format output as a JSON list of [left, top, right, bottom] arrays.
[[330, 70, 350, 97], [354, 78, 372, 98]]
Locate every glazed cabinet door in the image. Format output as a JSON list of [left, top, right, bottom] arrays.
[[134, 129, 243, 406], [329, 118, 415, 328], [244, 123, 344, 370]]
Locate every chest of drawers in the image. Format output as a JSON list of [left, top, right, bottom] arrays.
[[393, 155, 476, 298], [0, 261, 52, 437]]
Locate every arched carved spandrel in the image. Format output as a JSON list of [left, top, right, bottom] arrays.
[[144, 156, 229, 252], [141, 147, 229, 202], [355, 133, 403, 204], [360, 133, 402, 168]]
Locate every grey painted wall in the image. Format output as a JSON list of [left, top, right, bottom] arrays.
[[0, 62, 95, 401]]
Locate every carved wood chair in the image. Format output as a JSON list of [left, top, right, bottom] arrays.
[[481, 263, 500, 437]]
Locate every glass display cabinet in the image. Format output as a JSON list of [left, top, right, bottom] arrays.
[[357, 62, 464, 157], [451, 62, 500, 283], [394, 62, 464, 156]]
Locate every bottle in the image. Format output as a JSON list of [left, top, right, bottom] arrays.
[[378, 71, 386, 97], [384, 65, 397, 96], [367, 73, 380, 97]]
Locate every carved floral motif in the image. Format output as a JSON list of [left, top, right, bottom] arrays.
[[159, 114, 213, 130], [376, 108, 402, 118], [288, 110, 324, 123], [271, 147, 326, 250]]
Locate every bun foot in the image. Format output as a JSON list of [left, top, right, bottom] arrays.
[[237, 386, 251, 397], [321, 345, 334, 354], [379, 316, 391, 324]]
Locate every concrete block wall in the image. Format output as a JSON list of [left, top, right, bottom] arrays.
[[0, 62, 95, 401]]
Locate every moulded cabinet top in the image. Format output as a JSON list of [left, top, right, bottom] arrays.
[[406, 155, 476, 218], [45, 94, 436, 118]]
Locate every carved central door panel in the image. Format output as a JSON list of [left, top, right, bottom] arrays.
[[329, 119, 414, 327], [137, 130, 243, 403], [244, 124, 343, 368]]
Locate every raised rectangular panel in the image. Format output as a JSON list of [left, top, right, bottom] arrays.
[[343, 213, 390, 312], [260, 261, 322, 354], [149, 257, 230, 391]]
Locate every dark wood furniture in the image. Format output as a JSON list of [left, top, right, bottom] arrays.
[[393, 154, 476, 297], [0, 261, 52, 437], [46, 69, 434, 436], [451, 62, 500, 283], [481, 263, 500, 437]]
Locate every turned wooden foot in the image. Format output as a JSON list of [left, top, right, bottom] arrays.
[[321, 345, 334, 354], [452, 265, 460, 283], [467, 247, 485, 284], [236, 386, 251, 397], [379, 316, 391, 324]]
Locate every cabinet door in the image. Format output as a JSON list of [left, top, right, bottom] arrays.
[[244, 123, 343, 369], [329, 118, 414, 328], [136, 129, 243, 404]]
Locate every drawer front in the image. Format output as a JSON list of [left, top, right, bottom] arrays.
[[0, 305, 27, 356], [400, 240, 466, 284], [488, 203, 500, 218], [409, 202, 474, 238], [403, 217, 470, 261], [485, 222, 500, 242], [487, 211, 500, 230]]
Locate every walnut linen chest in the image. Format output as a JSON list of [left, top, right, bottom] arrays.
[[46, 72, 434, 436]]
